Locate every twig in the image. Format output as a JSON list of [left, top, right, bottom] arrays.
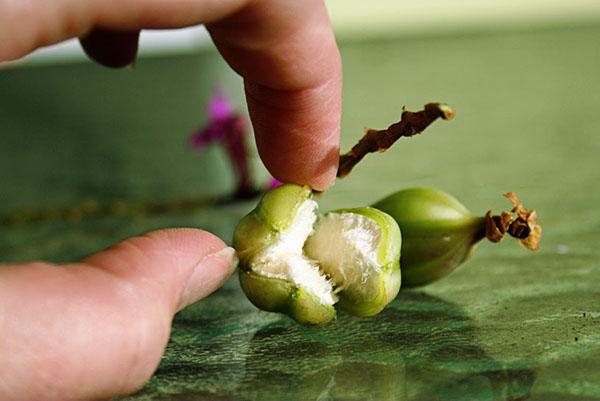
[[337, 103, 455, 178]]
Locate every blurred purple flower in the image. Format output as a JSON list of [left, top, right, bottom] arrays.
[[208, 91, 234, 120], [189, 91, 241, 150], [189, 90, 284, 199], [189, 90, 257, 198]]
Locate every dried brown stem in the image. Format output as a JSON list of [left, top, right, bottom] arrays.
[[337, 103, 455, 178], [484, 192, 542, 251]]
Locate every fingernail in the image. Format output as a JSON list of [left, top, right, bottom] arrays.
[[178, 247, 238, 311]]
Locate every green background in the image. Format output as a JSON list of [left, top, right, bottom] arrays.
[[1, 22, 599, 400]]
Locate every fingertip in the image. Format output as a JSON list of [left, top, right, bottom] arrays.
[[142, 227, 228, 257], [266, 148, 339, 191], [307, 164, 338, 191], [208, 0, 342, 191], [246, 78, 341, 192], [177, 246, 238, 311], [79, 28, 140, 68]]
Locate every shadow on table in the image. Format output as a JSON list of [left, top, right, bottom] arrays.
[[236, 291, 537, 401], [128, 289, 537, 401]]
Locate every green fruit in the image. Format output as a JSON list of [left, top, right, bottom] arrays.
[[372, 188, 486, 288], [233, 184, 401, 325]]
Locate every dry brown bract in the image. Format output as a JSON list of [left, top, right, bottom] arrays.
[[485, 192, 542, 251]]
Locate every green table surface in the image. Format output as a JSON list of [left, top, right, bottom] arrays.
[[1, 23, 599, 400]]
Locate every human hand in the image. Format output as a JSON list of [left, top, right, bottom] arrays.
[[0, 229, 238, 400], [0, 1, 341, 399], [0, 0, 342, 191]]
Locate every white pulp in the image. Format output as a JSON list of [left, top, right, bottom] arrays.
[[253, 199, 382, 306], [304, 212, 381, 292], [254, 199, 337, 305]]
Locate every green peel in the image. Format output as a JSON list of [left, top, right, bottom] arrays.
[[372, 187, 486, 288]]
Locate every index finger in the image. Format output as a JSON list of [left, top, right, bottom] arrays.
[[207, 0, 341, 190]]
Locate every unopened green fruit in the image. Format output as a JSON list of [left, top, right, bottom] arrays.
[[372, 188, 485, 288], [233, 184, 401, 325]]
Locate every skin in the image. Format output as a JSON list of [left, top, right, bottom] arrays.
[[0, 1, 341, 399]]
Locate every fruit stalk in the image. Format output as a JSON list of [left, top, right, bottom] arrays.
[[337, 103, 454, 178]]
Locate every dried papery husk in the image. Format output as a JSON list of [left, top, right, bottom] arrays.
[[485, 192, 541, 251]]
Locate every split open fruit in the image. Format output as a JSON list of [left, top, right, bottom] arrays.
[[233, 184, 401, 325]]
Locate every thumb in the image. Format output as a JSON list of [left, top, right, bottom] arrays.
[[0, 228, 238, 401], [82, 228, 238, 312]]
